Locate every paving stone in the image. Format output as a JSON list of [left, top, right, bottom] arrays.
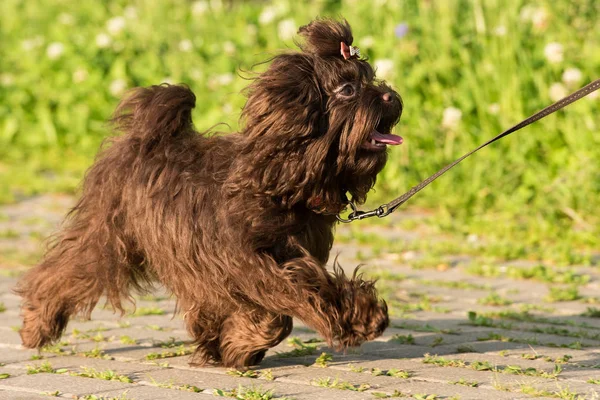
[[0, 346, 48, 364], [0, 389, 53, 400], [276, 366, 528, 400], [91, 385, 206, 400], [0, 373, 135, 396], [136, 366, 333, 398]]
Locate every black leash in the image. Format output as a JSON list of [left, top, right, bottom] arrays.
[[337, 78, 600, 223]]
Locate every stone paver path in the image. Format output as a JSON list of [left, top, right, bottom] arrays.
[[1, 195, 600, 399]]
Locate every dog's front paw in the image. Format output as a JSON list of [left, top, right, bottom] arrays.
[[337, 299, 389, 348], [331, 268, 390, 349]]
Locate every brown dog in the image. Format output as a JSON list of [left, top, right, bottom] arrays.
[[16, 19, 403, 367]]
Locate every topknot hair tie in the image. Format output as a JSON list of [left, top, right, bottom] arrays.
[[340, 42, 360, 60]]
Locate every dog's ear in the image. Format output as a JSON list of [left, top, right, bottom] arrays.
[[297, 18, 353, 58], [242, 53, 323, 141]]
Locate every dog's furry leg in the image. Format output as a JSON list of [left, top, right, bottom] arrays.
[[15, 208, 144, 349], [218, 310, 292, 367], [232, 254, 388, 353], [184, 305, 224, 366], [15, 244, 105, 348]]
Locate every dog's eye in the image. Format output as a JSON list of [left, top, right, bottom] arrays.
[[337, 84, 356, 98]]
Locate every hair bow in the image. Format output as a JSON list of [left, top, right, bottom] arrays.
[[340, 42, 360, 60]]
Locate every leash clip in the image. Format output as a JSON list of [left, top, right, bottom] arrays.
[[336, 202, 389, 223]]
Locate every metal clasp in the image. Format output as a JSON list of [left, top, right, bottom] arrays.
[[336, 202, 389, 223]]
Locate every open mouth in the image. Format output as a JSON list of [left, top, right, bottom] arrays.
[[361, 129, 403, 151]]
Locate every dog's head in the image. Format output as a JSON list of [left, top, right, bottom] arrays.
[[242, 19, 403, 213]]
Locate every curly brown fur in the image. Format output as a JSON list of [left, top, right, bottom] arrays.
[[15, 19, 401, 367]]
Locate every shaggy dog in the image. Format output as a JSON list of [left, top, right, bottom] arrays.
[[16, 19, 403, 367]]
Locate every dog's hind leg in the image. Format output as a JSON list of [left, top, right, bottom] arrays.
[[218, 309, 292, 367], [15, 225, 141, 349], [16, 247, 105, 348]]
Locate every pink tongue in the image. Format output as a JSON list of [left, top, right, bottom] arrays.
[[372, 131, 403, 145]]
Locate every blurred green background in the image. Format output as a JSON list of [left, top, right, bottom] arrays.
[[1, 0, 599, 262]]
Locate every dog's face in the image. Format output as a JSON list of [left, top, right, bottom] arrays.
[[242, 19, 403, 210]]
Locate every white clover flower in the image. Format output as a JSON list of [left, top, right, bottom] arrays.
[[360, 36, 375, 49], [441, 107, 462, 129], [124, 6, 137, 19], [58, 13, 74, 25], [72, 68, 88, 83], [179, 39, 193, 52], [106, 16, 126, 36], [247, 24, 258, 36], [109, 79, 127, 96], [96, 33, 112, 48], [544, 42, 563, 64], [493, 25, 506, 36], [208, 73, 235, 89], [189, 68, 202, 81], [374, 59, 394, 80], [467, 234, 479, 244], [588, 91, 599, 100], [258, 6, 277, 25], [531, 8, 549, 29], [549, 82, 567, 102], [22, 38, 38, 51], [46, 42, 65, 60], [191, 1, 208, 15], [23, 36, 44, 51], [519, 5, 535, 22], [562, 67, 582, 87], [0, 73, 15, 86], [222, 103, 233, 114], [278, 19, 296, 41], [488, 103, 500, 114], [162, 77, 174, 85], [216, 73, 233, 86], [223, 41, 236, 56]]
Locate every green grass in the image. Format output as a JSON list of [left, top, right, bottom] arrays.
[[1, 0, 599, 252], [214, 385, 290, 400], [478, 292, 512, 306], [312, 377, 371, 392], [467, 311, 600, 342], [70, 367, 132, 383], [132, 306, 165, 316], [393, 322, 460, 335], [582, 307, 600, 318], [227, 369, 259, 378], [26, 361, 67, 374], [149, 378, 203, 392], [466, 263, 590, 283], [313, 352, 333, 368], [78, 347, 114, 360], [390, 333, 416, 345], [145, 344, 194, 360], [79, 394, 133, 400], [545, 286, 581, 302], [423, 354, 563, 378], [450, 378, 478, 387], [276, 336, 319, 358], [119, 335, 137, 345], [371, 390, 404, 398]]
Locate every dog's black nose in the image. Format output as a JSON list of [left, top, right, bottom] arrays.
[[382, 92, 393, 102]]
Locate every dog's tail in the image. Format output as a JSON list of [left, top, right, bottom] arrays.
[[111, 83, 196, 146]]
